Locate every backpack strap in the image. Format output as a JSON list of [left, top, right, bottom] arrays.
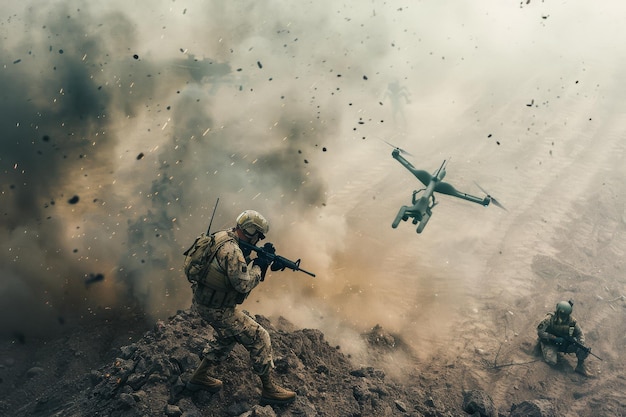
[[183, 235, 202, 256]]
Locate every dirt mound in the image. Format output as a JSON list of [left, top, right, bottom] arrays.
[[0, 309, 510, 417], [1, 287, 624, 417]]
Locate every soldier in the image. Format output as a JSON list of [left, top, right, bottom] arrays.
[[536, 300, 593, 377], [184, 210, 296, 404]]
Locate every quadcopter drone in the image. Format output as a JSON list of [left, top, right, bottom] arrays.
[[387, 142, 506, 233]]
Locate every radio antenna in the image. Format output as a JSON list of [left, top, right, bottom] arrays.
[[206, 197, 220, 234]]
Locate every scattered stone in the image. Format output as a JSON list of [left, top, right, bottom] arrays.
[[26, 367, 44, 378], [510, 399, 556, 417], [394, 399, 407, 412], [116, 392, 136, 409], [165, 404, 183, 417], [462, 389, 497, 417]]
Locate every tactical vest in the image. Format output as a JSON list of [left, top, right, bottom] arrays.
[[548, 313, 577, 337], [185, 230, 248, 308]]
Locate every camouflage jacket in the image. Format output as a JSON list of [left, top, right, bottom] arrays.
[[537, 312, 585, 344], [191, 228, 264, 309], [212, 230, 263, 294]]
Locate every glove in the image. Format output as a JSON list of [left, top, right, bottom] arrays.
[[553, 337, 564, 346], [252, 242, 275, 280], [262, 242, 276, 255], [252, 257, 269, 281], [260, 242, 286, 271]]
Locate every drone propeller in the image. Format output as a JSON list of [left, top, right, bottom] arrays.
[[474, 182, 507, 211], [380, 138, 414, 156]]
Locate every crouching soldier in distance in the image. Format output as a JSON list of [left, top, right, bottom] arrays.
[[183, 210, 296, 405], [537, 300, 593, 378]]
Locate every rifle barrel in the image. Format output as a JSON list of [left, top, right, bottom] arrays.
[[297, 268, 316, 277]]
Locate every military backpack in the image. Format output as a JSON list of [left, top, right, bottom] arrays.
[[182, 230, 233, 284]]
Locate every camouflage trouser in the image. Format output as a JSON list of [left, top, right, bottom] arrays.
[[193, 301, 273, 375], [539, 340, 588, 366]]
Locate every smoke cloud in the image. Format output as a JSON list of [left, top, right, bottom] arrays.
[[1, 0, 623, 366]]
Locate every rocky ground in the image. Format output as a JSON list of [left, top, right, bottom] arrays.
[[0, 307, 555, 417], [3, 228, 626, 417]]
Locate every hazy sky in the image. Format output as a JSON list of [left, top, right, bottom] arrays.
[[2, 0, 625, 353]]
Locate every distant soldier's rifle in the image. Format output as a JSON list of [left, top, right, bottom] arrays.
[[238, 240, 316, 277], [564, 336, 603, 361]]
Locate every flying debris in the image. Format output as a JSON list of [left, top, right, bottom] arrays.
[[172, 53, 233, 87], [84, 273, 105, 287]]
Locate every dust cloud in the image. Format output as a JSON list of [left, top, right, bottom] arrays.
[[1, 0, 624, 366]]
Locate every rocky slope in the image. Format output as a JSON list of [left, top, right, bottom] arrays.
[[1, 307, 564, 417]]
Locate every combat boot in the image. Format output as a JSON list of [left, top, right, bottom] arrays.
[[186, 358, 223, 393], [259, 369, 296, 405], [575, 359, 593, 378]]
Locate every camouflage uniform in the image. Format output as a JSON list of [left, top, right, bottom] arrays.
[[186, 211, 296, 404], [537, 312, 588, 366], [191, 228, 273, 375]]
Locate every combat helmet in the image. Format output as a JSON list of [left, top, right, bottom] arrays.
[[236, 210, 269, 239], [555, 300, 573, 318]]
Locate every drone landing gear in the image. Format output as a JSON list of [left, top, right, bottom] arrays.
[[393, 206, 423, 230], [416, 212, 430, 233], [392, 206, 408, 228]]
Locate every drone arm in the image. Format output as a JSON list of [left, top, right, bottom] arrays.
[[392, 150, 431, 186], [435, 182, 490, 206], [454, 192, 490, 206]]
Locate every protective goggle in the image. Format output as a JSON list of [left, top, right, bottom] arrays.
[[242, 225, 265, 240]]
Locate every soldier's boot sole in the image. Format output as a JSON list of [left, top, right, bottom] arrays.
[[260, 393, 296, 406]]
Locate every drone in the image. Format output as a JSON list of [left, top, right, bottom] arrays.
[[386, 142, 506, 234]]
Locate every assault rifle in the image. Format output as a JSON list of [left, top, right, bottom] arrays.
[[564, 336, 603, 361], [238, 240, 316, 277]]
